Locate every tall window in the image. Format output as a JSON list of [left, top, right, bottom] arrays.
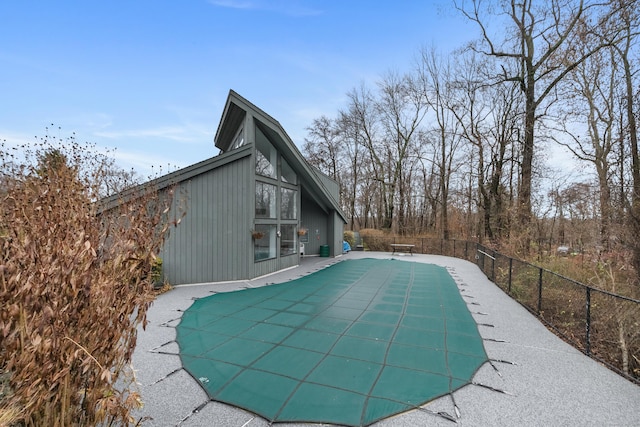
[[254, 124, 299, 262], [254, 225, 276, 261], [255, 129, 277, 179], [255, 182, 276, 218], [280, 225, 297, 257], [281, 157, 297, 184], [232, 127, 245, 149], [281, 188, 297, 219]]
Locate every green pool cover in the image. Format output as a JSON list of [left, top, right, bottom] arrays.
[[176, 258, 487, 426]]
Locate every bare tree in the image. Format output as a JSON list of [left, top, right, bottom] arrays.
[[446, 51, 521, 243], [553, 42, 619, 249], [374, 71, 428, 231], [417, 48, 464, 239], [605, 0, 640, 278], [446, 54, 493, 242], [455, 0, 616, 250], [303, 115, 342, 180], [335, 108, 369, 229], [344, 84, 384, 229]]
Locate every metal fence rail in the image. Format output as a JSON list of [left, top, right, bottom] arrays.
[[359, 235, 640, 384]]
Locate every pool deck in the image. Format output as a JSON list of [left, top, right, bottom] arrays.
[[132, 251, 640, 426]]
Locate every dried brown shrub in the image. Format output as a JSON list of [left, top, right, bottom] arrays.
[[358, 228, 391, 251], [0, 137, 182, 426]]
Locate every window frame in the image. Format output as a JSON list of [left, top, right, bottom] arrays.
[[253, 123, 300, 263], [253, 224, 277, 261], [255, 181, 277, 219]]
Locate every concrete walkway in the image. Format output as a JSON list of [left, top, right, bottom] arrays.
[[132, 252, 640, 426]]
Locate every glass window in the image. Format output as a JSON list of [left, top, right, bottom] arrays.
[[281, 188, 297, 219], [280, 225, 297, 257], [281, 157, 297, 184], [255, 127, 277, 179], [256, 182, 276, 218], [254, 224, 276, 261], [232, 127, 245, 149]]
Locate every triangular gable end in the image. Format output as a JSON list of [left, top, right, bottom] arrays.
[[215, 90, 346, 223], [214, 95, 247, 152]]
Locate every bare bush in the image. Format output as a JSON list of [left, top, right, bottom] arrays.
[[358, 229, 391, 252], [0, 137, 182, 425]]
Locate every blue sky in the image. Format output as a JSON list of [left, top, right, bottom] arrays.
[[1, 0, 476, 177]]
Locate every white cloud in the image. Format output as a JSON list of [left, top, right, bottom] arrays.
[[208, 0, 323, 16], [108, 148, 187, 178], [0, 126, 202, 179], [208, 0, 255, 10], [94, 126, 205, 143], [81, 113, 114, 131], [0, 130, 39, 148]]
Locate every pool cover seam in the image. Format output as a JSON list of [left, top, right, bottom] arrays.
[[359, 260, 417, 425], [270, 264, 395, 422], [440, 272, 456, 396]]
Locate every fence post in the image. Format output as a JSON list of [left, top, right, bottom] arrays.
[[474, 245, 479, 267], [508, 257, 513, 294], [440, 239, 443, 255], [537, 268, 543, 315], [491, 250, 496, 281], [453, 239, 456, 258], [585, 287, 591, 356], [421, 237, 424, 254]]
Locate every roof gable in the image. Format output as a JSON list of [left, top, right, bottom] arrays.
[[214, 98, 247, 152], [216, 90, 345, 222]]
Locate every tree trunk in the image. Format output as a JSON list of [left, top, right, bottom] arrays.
[[519, 69, 536, 250], [615, 22, 640, 280]]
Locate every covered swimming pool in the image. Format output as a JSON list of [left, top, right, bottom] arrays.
[[176, 258, 487, 426]]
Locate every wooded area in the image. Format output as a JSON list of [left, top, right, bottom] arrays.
[[302, 0, 640, 287]]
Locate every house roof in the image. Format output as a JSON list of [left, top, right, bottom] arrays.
[[216, 90, 346, 222]]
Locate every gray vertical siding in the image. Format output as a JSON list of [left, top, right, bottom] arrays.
[[301, 207, 343, 257], [301, 195, 329, 256], [250, 254, 297, 278], [314, 169, 341, 203], [310, 169, 345, 256], [251, 257, 278, 278], [161, 153, 252, 284], [328, 210, 344, 256]]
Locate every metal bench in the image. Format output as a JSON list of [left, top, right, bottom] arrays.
[[390, 244, 415, 256]]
